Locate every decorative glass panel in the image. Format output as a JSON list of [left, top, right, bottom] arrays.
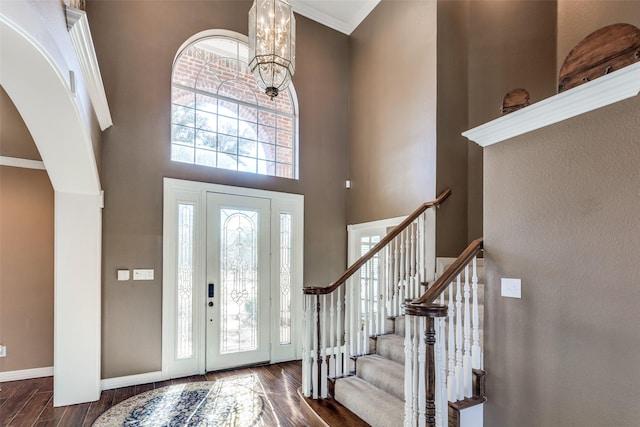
[[177, 203, 195, 359], [279, 213, 292, 345], [220, 208, 259, 353], [171, 36, 297, 179]]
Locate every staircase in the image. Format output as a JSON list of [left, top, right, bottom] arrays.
[[331, 260, 485, 427], [332, 320, 406, 427], [301, 189, 487, 427]]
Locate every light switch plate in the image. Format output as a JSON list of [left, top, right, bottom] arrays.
[[133, 269, 154, 281], [117, 270, 130, 281], [501, 278, 522, 298]]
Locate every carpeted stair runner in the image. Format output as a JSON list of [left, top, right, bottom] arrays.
[[333, 319, 406, 427]]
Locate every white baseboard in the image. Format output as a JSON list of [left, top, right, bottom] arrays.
[[0, 366, 53, 382], [101, 371, 164, 390]]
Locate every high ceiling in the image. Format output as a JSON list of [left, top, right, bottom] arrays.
[[289, 0, 380, 35]]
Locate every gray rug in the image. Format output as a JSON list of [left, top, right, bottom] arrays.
[[93, 373, 277, 426]]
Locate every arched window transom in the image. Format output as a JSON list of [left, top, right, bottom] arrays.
[[171, 34, 298, 179]]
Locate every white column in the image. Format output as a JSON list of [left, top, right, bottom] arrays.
[[54, 192, 102, 406]]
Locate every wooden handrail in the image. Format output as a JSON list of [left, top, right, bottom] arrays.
[[412, 237, 483, 304], [303, 188, 452, 295]]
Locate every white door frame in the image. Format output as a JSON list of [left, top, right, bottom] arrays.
[[162, 178, 304, 379], [347, 216, 405, 266]]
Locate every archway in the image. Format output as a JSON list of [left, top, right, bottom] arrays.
[[1, 5, 102, 406]]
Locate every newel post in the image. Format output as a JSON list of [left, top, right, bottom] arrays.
[[404, 302, 448, 427]]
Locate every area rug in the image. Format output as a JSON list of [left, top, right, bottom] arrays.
[[93, 373, 277, 426]]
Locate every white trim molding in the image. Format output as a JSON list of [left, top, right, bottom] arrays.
[[289, 0, 380, 35], [65, 6, 113, 130], [101, 371, 164, 391], [0, 156, 46, 170], [0, 366, 53, 382], [463, 62, 640, 147]]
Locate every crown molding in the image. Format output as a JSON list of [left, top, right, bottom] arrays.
[[289, 1, 380, 35], [65, 6, 112, 130], [463, 61, 640, 147]]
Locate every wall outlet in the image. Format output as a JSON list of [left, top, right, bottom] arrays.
[[501, 278, 522, 298], [133, 269, 154, 281], [0, 345, 6, 357]]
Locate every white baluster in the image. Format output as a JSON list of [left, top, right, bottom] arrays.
[[455, 274, 464, 401], [435, 316, 448, 427], [329, 292, 335, 378], [393, 241, 402, 317], [302, 295, 311, 396], [418, 214, 425, 286], [404, 314, 414, 427], [321, 295, 328, 398], [418, 317, 427, 426], [399, 231, 406, 306], [463, 265, 472, 398], [410, 222, 416, 299], [343, 285, 350, 375], [471, 256, 482, 370], [447, 285, 456, 402], [377, 248, 385, 335], [369, 257, 375, 340], [336, 286, 343, 378], [312, 295, 319, 399], [351, 276, 359, 356], [387, 242, 392, 318], [413, 316, 421, 425]]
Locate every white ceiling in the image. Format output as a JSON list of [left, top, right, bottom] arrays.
[[289, 0, 381, 35]]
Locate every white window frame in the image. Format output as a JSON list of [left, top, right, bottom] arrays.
[[170, 30, 300, 179]]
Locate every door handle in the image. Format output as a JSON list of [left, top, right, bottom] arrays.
[[208, 283, 215, 298]]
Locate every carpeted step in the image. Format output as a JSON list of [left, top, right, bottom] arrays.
[[334, 375, 404, 427], [376, 334, 405, 365], [356, 354, 404, 401]]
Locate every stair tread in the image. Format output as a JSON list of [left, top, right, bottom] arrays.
[[356, 354, 404, 400], [376, 334, 405, 365], [334, 375, 404, 427]]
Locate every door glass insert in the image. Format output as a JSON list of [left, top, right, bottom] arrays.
[[279, 213, 292, 345], [177, 203, 195, 359], [220, 208, 259, 353]]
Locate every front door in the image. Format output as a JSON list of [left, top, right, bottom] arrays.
[[206, 192, 271, 371]]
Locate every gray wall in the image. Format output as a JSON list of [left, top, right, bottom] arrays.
[[88, 1, 350, 378], [0, 90, 54, 372], [348, 0, 438, 225], [467, 0, 557, 250], [436, 0, 470, 256], [483, 3, 640, 425], [484, 95, 640, 427], [1, 87, 41, 161]]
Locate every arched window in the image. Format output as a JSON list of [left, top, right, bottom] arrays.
[[171, 31, 298, 179]]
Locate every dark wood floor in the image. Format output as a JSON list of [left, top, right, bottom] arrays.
[[0, 361, 310, 427]]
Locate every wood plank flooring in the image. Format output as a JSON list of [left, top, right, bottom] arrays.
[[0, 361, 313, 427]]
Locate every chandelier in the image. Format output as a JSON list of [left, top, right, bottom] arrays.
[[248, 0, 296, 99]]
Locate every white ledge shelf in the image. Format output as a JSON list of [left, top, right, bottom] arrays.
[[463, 61, 640, 147]]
